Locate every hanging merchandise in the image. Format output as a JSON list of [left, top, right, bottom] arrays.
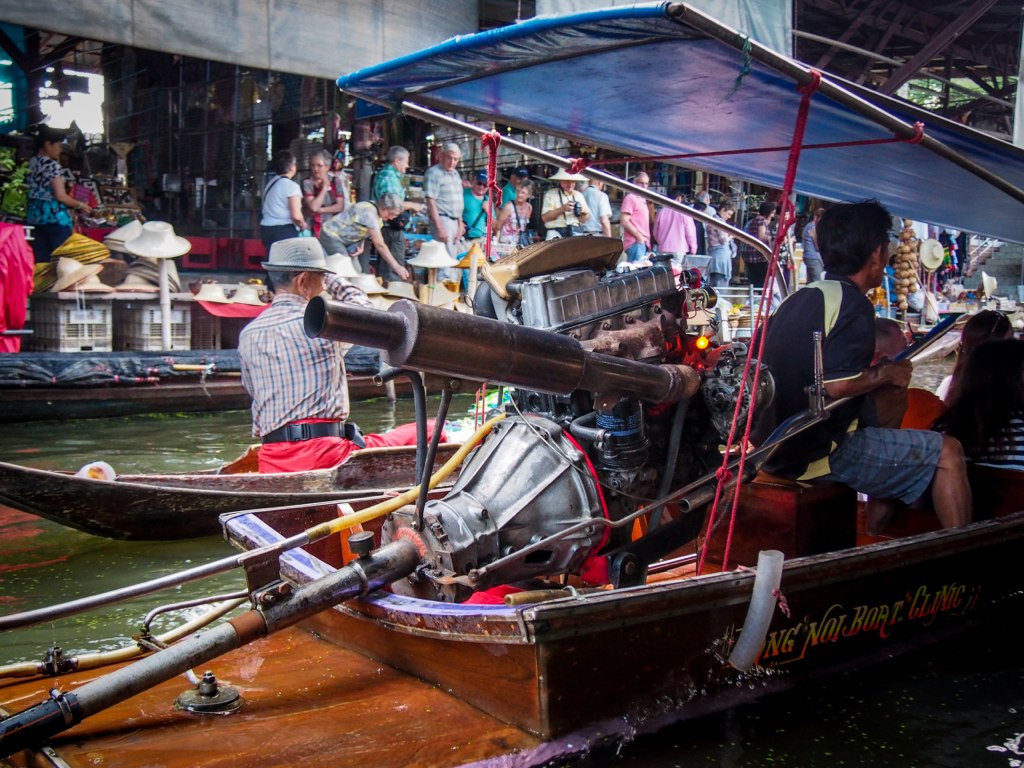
[[893, 220, 921, 313]]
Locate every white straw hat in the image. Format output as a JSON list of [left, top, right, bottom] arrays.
[[230, 284, 266, 306], [193, 282, 230, 303], [384, 281, 419, 301], [407, 239, 458, 269], [325, 252, 360, 277], [50, 257, 104, 292], [548, 168, 587, 182], [123, 221, 191, 259], [103, 221, 144, 253], [349, 273, 386, 295], [919, 238, 944, 272]]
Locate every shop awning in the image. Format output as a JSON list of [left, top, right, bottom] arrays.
[[337, 2, 1024, 243]]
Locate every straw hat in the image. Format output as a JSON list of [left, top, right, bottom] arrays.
[[115, 272, 160, 293], [370, 294, 397, 311], [423, 283, 461, 308], [103, 220, 143, 253], [455, 241, 485, 269], [50, 257, 104, 292], [981, 271, 998, 298], [193, 282, 230, 303], [919, 238, 944, 272], [325, 252, 360, 277], [52, 233, 110, 263], [548, 168, 587, 182], [384, 281, 419, 301], [263, 237, 330, 272], [349, 273, 386, 295], [123, 221, 191, 259], [407, 239, 457, 269], [33, 262, 56, 293], [72, 271, 115, 293], [231, 284, 266, 306]]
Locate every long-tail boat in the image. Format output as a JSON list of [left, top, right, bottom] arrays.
[[1, 4, 1023, 766]]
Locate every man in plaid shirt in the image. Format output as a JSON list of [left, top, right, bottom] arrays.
[[240, 238, 435, 473]]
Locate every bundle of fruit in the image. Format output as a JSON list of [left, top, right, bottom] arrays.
[[892, 219, 921, 312]]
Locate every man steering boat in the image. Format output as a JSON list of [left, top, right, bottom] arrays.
[[239, 238, 432, 473]]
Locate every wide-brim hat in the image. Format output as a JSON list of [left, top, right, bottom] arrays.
[[263, 237, 330, 272], [231, 284, 266, 306], [50, 257, 104, 293], [349, 273, 386, 295], [104, 220, 144, 253], [72, 272, 115, 293], [407, 239, 458, 269], [981, 271, 998, 298], [124, 221, 191, 259], [325, 252, 360, 277], [384, 281, 419, 301], [423, 283, 461, 308], [115, 272, 160, 293], [919, 238, 944, 272], [370, 295, 398, 311], [548, 168, 587, 182], [455, 241, 486, 269], [120, 257, 181, 292], [194, 282, 230, 303]]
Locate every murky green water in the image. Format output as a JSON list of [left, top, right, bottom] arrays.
[[3, 359, 1021, 767]]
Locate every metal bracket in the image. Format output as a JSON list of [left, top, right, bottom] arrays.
[[808, 329, 826, 416], [237, 548, 285, 608]]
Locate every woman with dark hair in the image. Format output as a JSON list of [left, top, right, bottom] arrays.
[[941, 337, 1024, 472], [935, 310, 1014, 402], [26, 124, 92, 262], [260, 150, 306, 253]]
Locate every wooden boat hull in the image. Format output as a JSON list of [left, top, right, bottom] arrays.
[[0, 374, 404, 423], [0, 444, 459, 540], [225, 506, 1024, 741]]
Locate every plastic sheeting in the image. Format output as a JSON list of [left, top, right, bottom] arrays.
[[337, 2, 1024, 243]]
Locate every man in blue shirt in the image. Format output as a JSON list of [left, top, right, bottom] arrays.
[[463, 171, 491, 242]]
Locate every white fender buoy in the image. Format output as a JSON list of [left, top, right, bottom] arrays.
[[728, 549, 785, 671]]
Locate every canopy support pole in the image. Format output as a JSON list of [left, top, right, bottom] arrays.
[[400, 101, 787, 295]]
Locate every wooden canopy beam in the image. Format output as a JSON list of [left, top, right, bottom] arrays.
[[877, 0, 1000, 94]]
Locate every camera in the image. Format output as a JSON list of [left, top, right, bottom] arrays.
[[572, 201, 582, 218]]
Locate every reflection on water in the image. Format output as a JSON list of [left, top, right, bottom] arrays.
[[0, 393, 473, 664]]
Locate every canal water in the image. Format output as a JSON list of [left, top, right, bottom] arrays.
[[1, 362, 1022, 767]]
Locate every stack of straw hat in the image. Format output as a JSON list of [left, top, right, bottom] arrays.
[[47, 257, 114, 293], [33, 233, 112, 293], [114, 222, 190, 293]]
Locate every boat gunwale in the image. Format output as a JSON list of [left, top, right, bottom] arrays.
[[227, 503, 1024, 645]]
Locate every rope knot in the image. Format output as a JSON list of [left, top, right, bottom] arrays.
[[481, 130, 502, 151], [715, 466, 733, 484], [567, 157, 589, 175], [907, 121, 925, 144], [797, 68, 822, 97]]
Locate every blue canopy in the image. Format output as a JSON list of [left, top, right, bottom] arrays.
[[338, 3, 1024, 244]]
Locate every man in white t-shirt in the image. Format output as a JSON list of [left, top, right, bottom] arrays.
[[260, 150, 306, 253]]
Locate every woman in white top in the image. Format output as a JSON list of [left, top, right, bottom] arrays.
[[260, 150, 306, 253]]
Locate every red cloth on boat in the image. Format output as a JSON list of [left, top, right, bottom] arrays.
[[197, 300, 269, 319], [0, 223, 35, 353], [463, 585, 524, 605], [257, 418, 447, 473]]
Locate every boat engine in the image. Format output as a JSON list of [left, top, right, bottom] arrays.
[[305, 237, 771, 599]]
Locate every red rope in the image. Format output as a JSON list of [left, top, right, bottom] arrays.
[[481, 131, 503, 265], [698, 69, 823, 576]]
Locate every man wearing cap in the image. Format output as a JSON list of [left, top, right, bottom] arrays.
[[501, 167, 530, 207], [318, 194, 410, 281], [239, 238, 423, 473], [463, 171, 491, 244], [541, 169, 590, 240], [424, 142, 464, 256]]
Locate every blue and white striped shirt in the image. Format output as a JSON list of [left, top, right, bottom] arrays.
[[239, 276, 372, 437], [973, 415, 1024, 472]]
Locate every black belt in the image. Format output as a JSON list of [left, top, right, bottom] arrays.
[[261, 421, 343, 444]]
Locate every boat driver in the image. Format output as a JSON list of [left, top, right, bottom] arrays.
[[239, 238, 429, 473], [750, 200, 972, 530]]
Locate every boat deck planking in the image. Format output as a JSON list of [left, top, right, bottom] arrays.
[[0, 627, 539, 768]]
